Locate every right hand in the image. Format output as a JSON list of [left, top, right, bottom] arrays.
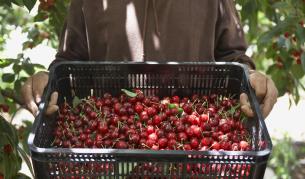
[[21, 71, 59, 116]]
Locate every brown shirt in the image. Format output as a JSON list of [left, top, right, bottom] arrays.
[[53, 0, 255, 69]]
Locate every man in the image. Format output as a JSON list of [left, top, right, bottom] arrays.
[[21, 0, 278, 118]]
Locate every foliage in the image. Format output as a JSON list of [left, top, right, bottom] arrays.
[[0, 1, 69, 177], [0, 115, 33, 179], [0, 0, 68, 113], [236, 0, 305, 105], [269, 134, 299, 179]]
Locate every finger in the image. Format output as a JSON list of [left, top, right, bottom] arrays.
[[21, 77, 38, 115], [32, 72, 49, 104], [261, 77, 278, 118], [46, 105, 59, 116], [240, 93, 254, 117], [46, 92, 59, 116], [249, 71, 267, 102], [28, 101, 39, 116], [240, 93, 249, 106], [49, 92, 59, 106]]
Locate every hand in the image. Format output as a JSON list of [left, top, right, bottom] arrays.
[[21, 71, 59, 116], [240, 70, 278, 119], [21, 71, 49, 115]]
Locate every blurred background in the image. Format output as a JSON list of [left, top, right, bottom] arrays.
[[0, 0, 304, 178]]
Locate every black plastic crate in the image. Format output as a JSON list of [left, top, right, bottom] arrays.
[[28, 62, 272, 179]]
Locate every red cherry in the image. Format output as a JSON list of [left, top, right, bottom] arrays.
[[183, 144, 192, 150], [211, 141, 220, 150], [201, 137, 212, 146], [79, 133, 88, 141], [199, 114, 209, 123], [146, 139, 156, 148], [129, 134, 140, 144], [146, 125, 155, 134], [178, 132, 188, 141], [0, 104, 10, 113], [239, 141, 249, 151], [182, 104, 193, 115], [3, 144, 13, 154], [115, 141, 128, 149], [151, 145, 159, 150], [158, 138, 168, 148], [190, 138, 199, 149], [85, 138, 94, 147], [148, 133, 158, 141], [171, 96, 180, 103], [153, 115, 162, 125], [167, 132, 176, 140], [168, 139, 177, 149], [63, 141, 71, 148]]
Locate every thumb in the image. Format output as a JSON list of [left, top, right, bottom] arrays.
[[46, 92, 59, 116], [240, 93, 254, 117]]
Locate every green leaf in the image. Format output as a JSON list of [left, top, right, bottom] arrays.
[[33, 63, 46, 69], [12, 173, 31, 179], [14, 80, 22, 93], [258, 18, 295, 48], [13, 63, 22, 74], [1, 137, 18, 178], [0, 115, 19, 145], [0, 0, 12, 6], [16, 146, 34, 178], [272, 2, 289, 9], [291, 64, 305, 79], [134, 113, 139, 120], [23, 0, 36, 12], [0, 120, 22, 179], [72, 96, 81, 108], [19, 77, 28, 83], [178, 107, 183, 114], [279, 50, 294, 69], [168, 103, 177, 109], [294, 83, 300, 105], [18, 121, 32, 155], [34, 12, 48, 22], [0, 91, 4, 103], [229, 104, 241, 116], [2, 73, 15, 83], [301, 52, 305, 72], [0, 59, 14, 68], [11, 0, 24, 6], [267, 65, 288, 96], [22, 63, 35, 75], [296, 26, 305, 44], [121, 89, 137, 98]]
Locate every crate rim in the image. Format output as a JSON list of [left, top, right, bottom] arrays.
[[28, 61, 272, 159]]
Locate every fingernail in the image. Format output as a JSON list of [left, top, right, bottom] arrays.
[[36, 97, 41, 103]]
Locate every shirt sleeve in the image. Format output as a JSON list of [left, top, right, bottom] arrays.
[[214, 0, 255, 69], [49, 0, 89, 69]]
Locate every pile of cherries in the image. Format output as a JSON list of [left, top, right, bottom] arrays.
[[52, 90, 251, 151]]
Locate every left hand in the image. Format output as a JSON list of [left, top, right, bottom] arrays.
[[240, 70, 278, 119]]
